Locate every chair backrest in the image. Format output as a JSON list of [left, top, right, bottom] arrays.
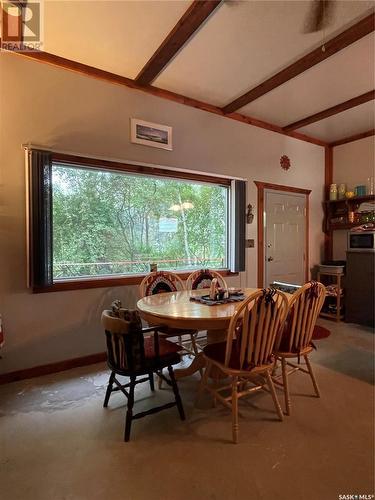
[[186, 269, 228, 290], [275, 281, 326, 353], [225, 289, 288, 370], [139, 271, 185, 298], [102, 306, 145, 372]]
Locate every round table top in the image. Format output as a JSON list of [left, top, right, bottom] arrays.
[[137, 288, 260, 330]]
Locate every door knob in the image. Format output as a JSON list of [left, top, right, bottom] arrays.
[[267, 256, 274, 262]]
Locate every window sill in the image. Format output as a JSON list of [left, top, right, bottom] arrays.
[[32, 270, 239, 293]]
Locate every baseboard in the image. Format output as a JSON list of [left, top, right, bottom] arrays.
[[0, 352, 107, 385]]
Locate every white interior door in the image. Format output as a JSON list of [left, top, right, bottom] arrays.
[[264, 190, 306, 287]]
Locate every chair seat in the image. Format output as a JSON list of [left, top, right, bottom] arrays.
[[143, 336, 181, 368], [204, 341, 272, 372], [274, 345, 313, 358]]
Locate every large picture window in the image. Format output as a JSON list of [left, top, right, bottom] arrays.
[[52, 163, 228, 279], [26, 150, 245, 291]]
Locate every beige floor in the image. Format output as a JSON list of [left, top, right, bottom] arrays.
[[0, 319, 374, 500]]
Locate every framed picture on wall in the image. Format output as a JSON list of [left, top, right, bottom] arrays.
[[130, 118, 173, 151]]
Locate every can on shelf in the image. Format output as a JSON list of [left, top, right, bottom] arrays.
[[329, 184, 338, 201]]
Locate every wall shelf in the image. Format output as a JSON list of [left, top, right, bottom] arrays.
[[324, 194, 375, 206], [323, 194, 375, 232]]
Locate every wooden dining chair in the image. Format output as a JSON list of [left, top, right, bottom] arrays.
[[198, 289, 289, 443], [139, 270, 185, 297], [272, 281, 326, 416], [186, 269, 228, 290], [185, 269, 228, 351], [139, 270, 200, 366], [102, 304, 185, 441]]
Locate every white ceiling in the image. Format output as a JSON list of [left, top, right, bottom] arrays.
[[44, 1, 189, 79], [155, 0, 374, 105], [42, 0, 375, 143], [239, 34, 375, 127], [298, 100, 375, 142]]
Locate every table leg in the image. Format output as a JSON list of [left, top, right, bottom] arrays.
[[207, 329, 227, 343], [174, 329, 228, 380], [174, 352, 206, 379]]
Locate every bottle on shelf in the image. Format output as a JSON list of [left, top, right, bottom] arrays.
[[367, 176, 374, 195]]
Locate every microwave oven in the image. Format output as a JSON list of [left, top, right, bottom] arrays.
[[347, 231, 375, 252]]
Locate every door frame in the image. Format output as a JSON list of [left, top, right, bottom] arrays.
[[254, 181, 311, 288]]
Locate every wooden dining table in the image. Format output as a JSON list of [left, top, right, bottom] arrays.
[[137, 288, 284, 379]]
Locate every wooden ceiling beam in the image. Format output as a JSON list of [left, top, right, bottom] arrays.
[[283, 90, 375, 131], [222, 12, 375, 114], [135, 0, 222, 86], [8, 48, 327, 147], [329, 129, 375, 147]]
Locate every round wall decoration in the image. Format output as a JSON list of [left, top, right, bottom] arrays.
[[280, 155, 291, 171]]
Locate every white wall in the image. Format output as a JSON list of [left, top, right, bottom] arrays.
[[332, 136, 375, 260], [0, 53, 325, 373]]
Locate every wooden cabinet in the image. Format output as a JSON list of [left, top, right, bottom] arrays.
[[323, 195, 375, 231], [345, 251, 374, 327]]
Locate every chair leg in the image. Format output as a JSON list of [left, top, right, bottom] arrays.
[[168, 366, 185, 421], [281, 357, 291, 416], [157, 370, 163, 389], [265, 370, 284, 422], [304, 355, 320, 398], [149, 372, 155, 392], [271, 357, 278, 376], [124, 375, 136, 442], [195, 361, 211, 406], [103, 371, 115, 408], [231, 376, 239, 444], [190, 333, 203, 377]]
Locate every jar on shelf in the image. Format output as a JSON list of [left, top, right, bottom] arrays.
[[355, 185, 367, 197], [338, 183, 346, 199], [329, 184, 338, 201]]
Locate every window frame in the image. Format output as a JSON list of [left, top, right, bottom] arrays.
[[32, 152, 238, 293]]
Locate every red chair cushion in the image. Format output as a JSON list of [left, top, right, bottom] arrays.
[[277, 333, 297, 353], [203, 341, 259, 371], [144, 336, 181, 367], [276, 318, 328, 354]]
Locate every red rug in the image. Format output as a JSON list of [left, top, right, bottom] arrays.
[[312, 325, 331, 340]]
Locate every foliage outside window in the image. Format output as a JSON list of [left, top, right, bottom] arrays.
[[52, 163, 229, 280]]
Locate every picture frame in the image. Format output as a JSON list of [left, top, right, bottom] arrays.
[[130, 118, 172, 151]]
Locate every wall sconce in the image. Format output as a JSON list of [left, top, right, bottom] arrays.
[[246, 204, 254, 224]]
